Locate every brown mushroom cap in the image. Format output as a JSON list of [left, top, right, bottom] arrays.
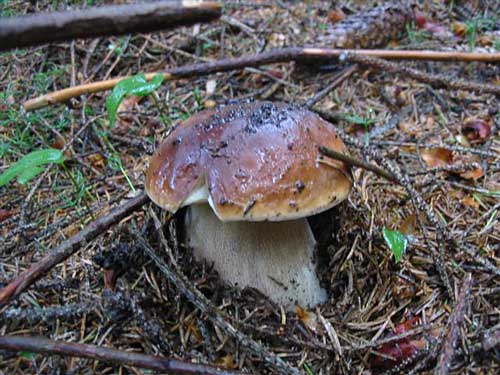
[[145, 100, 352, 221]]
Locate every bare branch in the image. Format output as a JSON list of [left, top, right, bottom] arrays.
[[0, 335, 242, 375], [0, 1, 222, 52]]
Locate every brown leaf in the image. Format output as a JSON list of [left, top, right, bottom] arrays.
[[399, 214, 417, 235], [327, 8, 345, 24], [0, 209, 15, 223], [50, 134, 66, 150], [216, 354, 237, 369], [87, 153, 106, 170], [295, 305, 318, 333], [462, 119, 492, 142], [460, 165, 484, 180], [420, 148, 453, 168], [462, 196, 480, 209], [451, 21, 467, 37]]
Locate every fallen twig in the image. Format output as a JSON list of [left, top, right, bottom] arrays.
[[0, 335, 241, 375], [0, 192, 150, 307], [435, 274, 473, 375], [0, 1, 222, 52], [342, 52, 500, 97], [23, 47, 500, 111], [319, 146, 396, 183], [136, 229, 302, 375], [304, 64, 358, 108]]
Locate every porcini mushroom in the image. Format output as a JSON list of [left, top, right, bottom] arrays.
[[145, 100, 352, 308]]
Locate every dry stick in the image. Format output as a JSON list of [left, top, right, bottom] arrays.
[[304, 64, 358, 108], [342, 52, 499, 96], [435, 274, 473, 375], [0, 192, 150, 307], [23, 47, 500, 111], [318, 146, 396, 183], [0, 1, 222, 52], [136, 234, 301, 375], [0, 335, 241, 375]]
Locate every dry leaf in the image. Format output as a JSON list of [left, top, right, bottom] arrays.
[[462, 196, 480, 209], [0, 209, 15, 223], [462, 119, 492, 142], [399, 214, 417, 235], [328, 8, 345, 23], [295, 305, 318, 333], [420, 148, 453, 168], [460, 165, 484, 180], [216, 354, 237, 369], [206, 79, 217, 96], [204, 99, 217, 109], [50, 134, 66, 150], [87, 153, 106, 169], [451, 21, 467, 37]]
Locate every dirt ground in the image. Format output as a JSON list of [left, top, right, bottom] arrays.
[[0, 1, 499, 374]]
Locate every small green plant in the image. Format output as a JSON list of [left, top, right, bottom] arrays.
[[406, 22, 430, 44], [0, 148, 65, 187], [382, 227, 408, 263], [344, 114, 376, 129], [465, 17, 496, 50], [106, 73, 164, 126]]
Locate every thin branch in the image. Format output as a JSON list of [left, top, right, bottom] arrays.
[[304, 64, 358, 108], [318, 146, 396, 182], [23, 47, 500, 111], [435, 274, 473, 375], [0, 335, 242, 375], [0, 1, 222, 52], [342, 52, 500, 97], [0, 192, 150, 307]]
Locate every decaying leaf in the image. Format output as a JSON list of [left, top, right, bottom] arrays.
[[451, 21, 468, 37], [462, 195, 480, 209], [216, 354, 237, 369], [414, 11, 452, 37], [399, 214, 417, 236], [295, 305, 318, 333], [0, 208, 15, 223], [205, 79, 217, 96], [372, 317, 427, 368], [327, 8, 345, 24], [459, 165, 484, 180], [462, 119, 492, 142], [420, 148, 453, 168]]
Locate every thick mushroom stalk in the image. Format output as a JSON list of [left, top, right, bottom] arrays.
[[185, 204, 326, 308], [145, 101, 352, 309]]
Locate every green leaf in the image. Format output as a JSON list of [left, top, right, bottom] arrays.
[[383, 227, 408, 263], [344, 114, 376, 127], [106, 73, 164, 127], [0, 148, 65, 187], [20, 351, 37, 360]]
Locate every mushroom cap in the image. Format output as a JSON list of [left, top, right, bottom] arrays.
[[145, 100, 352, 222]]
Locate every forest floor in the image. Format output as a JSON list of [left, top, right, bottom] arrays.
[[0, 1, 499, 374]]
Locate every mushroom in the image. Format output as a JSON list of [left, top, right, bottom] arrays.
[[145, 100, 352, 308]]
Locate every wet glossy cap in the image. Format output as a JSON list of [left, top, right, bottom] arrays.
[[145, 100, 352, 221]]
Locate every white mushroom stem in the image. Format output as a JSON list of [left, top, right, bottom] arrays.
[[184, 204, 327, 309]]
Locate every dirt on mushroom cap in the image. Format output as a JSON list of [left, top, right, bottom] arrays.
[[146, 100, 352, 221]]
